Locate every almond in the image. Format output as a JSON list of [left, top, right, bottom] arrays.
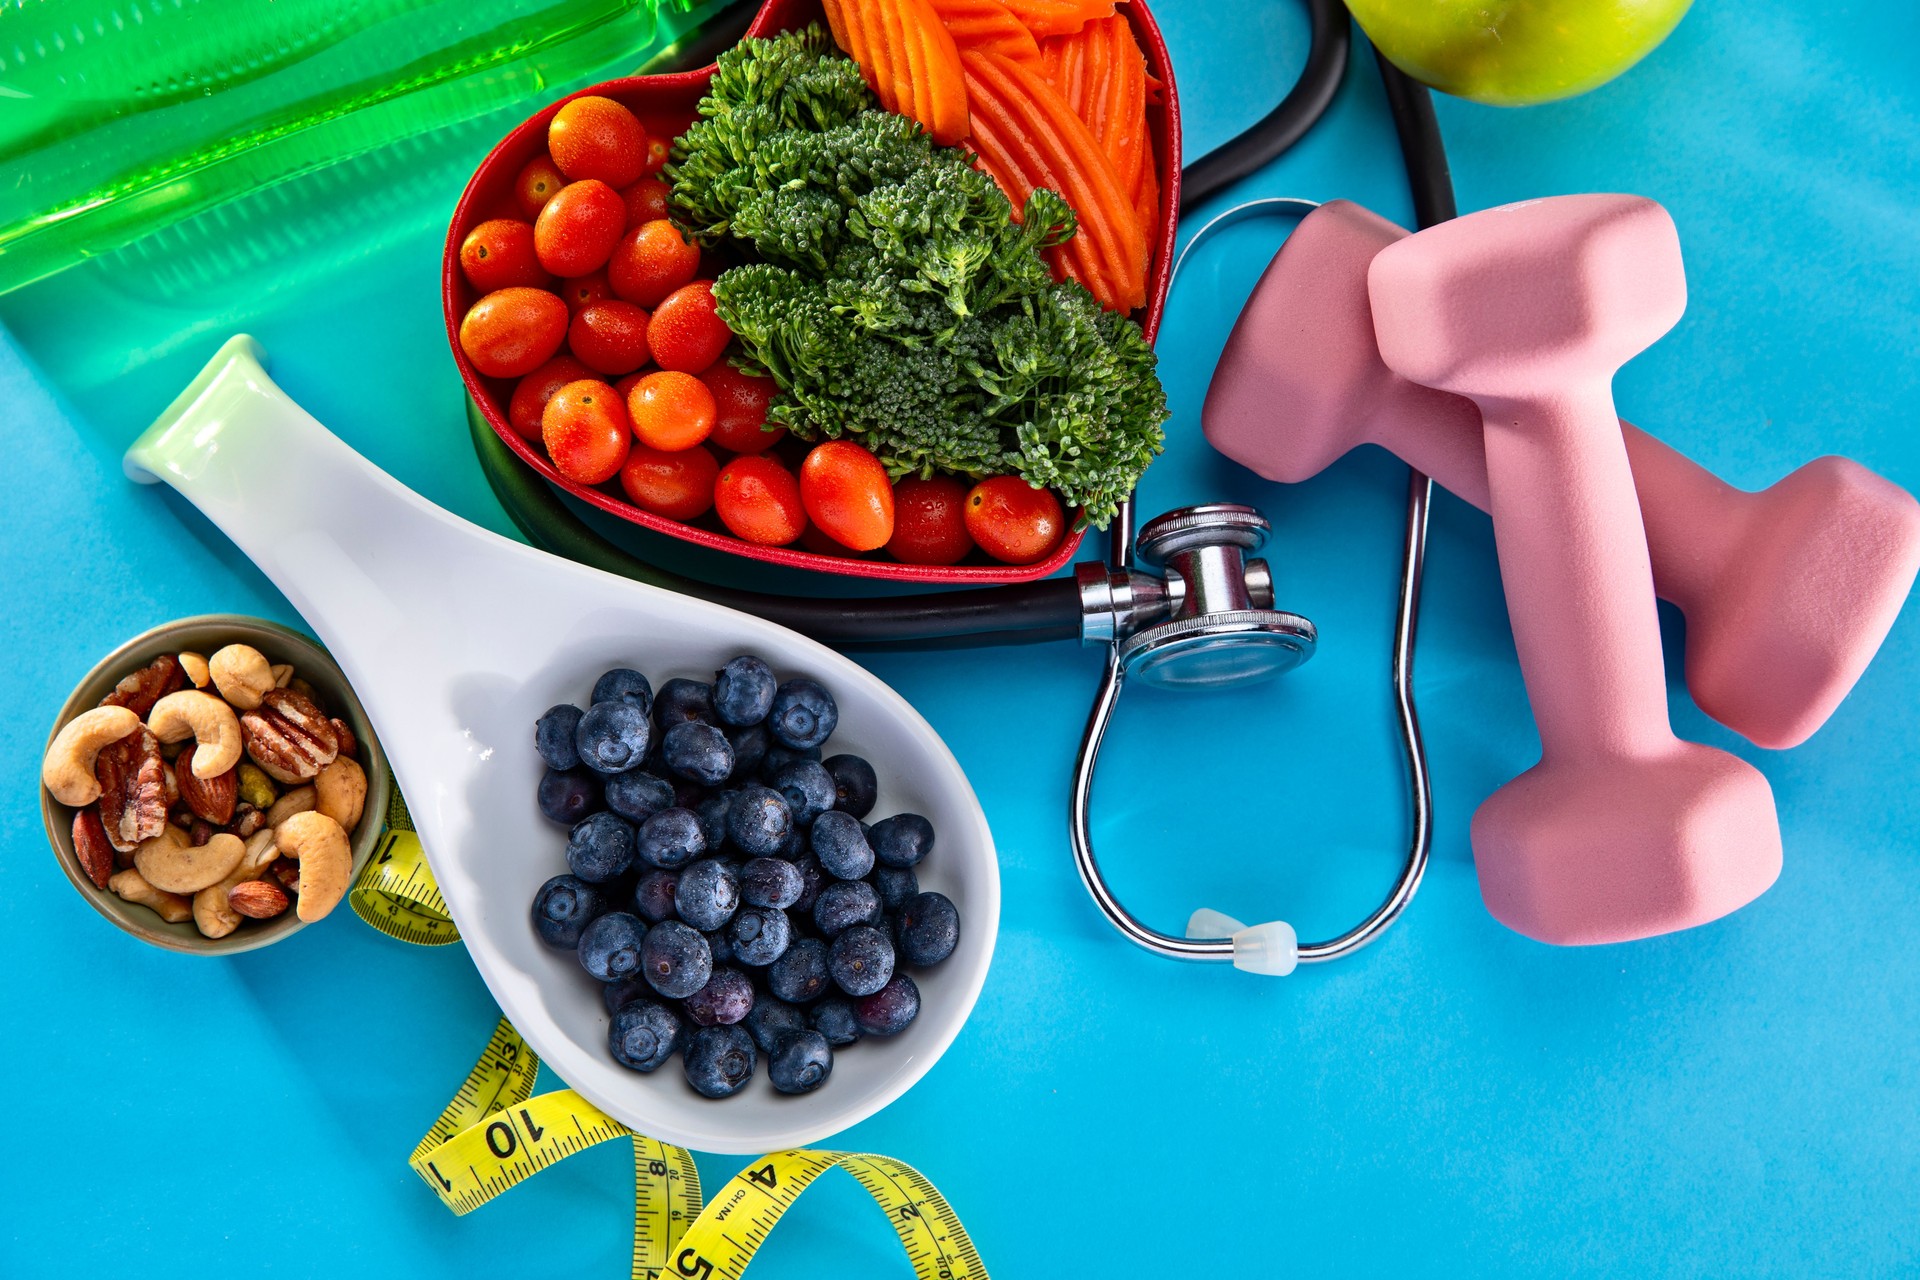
[[227, 879, 291, 919], [177, 764, 238, 825], [329, 718, 359, 761], [72, 807, 116, 890]]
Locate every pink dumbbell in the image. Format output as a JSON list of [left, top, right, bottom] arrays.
[[1204, 199, 1920, 750], [1367, 194, 1782, 945]]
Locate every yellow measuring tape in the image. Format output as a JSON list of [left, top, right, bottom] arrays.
[[351, 791, 990, 1280]]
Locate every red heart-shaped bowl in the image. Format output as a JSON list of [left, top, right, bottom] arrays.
[[445, 0, 1180, 582]]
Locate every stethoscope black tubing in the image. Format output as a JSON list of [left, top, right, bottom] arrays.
[[470, 2, 1445, 647]]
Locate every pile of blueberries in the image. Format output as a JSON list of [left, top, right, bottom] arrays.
[[530, 658, 961, 1099]]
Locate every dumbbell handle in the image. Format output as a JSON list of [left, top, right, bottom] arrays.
[[1479, 387, 1675, 762], [1366, 396, 1743, 618]]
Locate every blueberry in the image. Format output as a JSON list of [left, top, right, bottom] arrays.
[[536, 705, 584, 770], [683, 1024, 756, 1098], [566, 811, 636, 883], [725, 722, 771, 778], [789, 853, 826, 916], [640, 920, 712, 999], [714, 655, 778, 727], [664, 721, 734, 787], [829, 924, 894, 996], [776, 825, 806, 860], [632, 870, 679, 923], [671, 776, 709, 809], [694, 790, 736, 850], [743, 997, 807, 1054], [578, 911, 649, 982], [654, 678, 716, 728], [605, 769, 676, 823], [532, 874, 609, 948], [683, 967, 755, 1027], [769, 760, 836, 828], [820, 753, 877, 818], [809, 998, 862, 1047], [740, 857, 803, 909], [895, 891, 960, 966], [768, 1030, 833, 1095], [609, 999, 681, 1072], [538, 767, 600, 826], [767, 936, 831, 1003], [576, 701, 652, 775], [728, 906, 792, 966], [759, 742, 822, 780], [854, 973, 920, 1035], [810, 811, 874, 880], [813, 879, 882, 937], [674, 858, 740, 932], [603, 974, 653, 1014], [725, 785, 793, 856], [768, 678, 838, 750], [638, 807, 707, 870], [592, 668, 654, 715], [870, 813, 934, 868], [872, 865, 919, 913], [704, 927, 735, 966]]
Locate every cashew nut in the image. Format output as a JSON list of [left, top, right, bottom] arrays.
[[271, 663, 295, 689], [209, 644, 275, 711], [276, 811, 352, 922], [315, 757, 368, 832], [193, 883, 242, 939], [134, 829, 244, 895], [147, 690, 243, 780], [42, 706, 142, 806], [109, 868, 192, 924], [178, 651, 211, 688], [266, 784, 317, 830]]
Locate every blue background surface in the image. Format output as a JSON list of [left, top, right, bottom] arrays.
[[4, 1, 1918, 1275]]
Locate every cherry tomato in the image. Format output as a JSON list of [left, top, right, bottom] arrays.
[[886, 475, 974, 565], [702, 361, 784, 453], [619, 443, 719, 521], [508, 355, 592, 441], [715, 455, 806, 546], [638, 135, 671, 177], [621, 177, 672, 226], [533, 179, 627, 277], [548, 96, 647, 187], [648, 280, 732, 372], [964, 477, 1065, 564], [626, 370, 716, 451], [613, 371, 646, 401], [542, 379, 630, 485], [608, 220, 701, 308], [568, 301, 652, 376], [459, 287, 569, 379], [459, 218, 548, 293], [513, 154, 566, 220], [800, 522, 861, 557], [556, 271, 612, 316], [799, 441, 894, 552]]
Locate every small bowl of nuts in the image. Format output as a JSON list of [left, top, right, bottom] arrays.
[[39, 615, 388, 955]]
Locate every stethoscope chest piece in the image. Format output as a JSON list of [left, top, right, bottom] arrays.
[[1122, 504, 1316, 689]]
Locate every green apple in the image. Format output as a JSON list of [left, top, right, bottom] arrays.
[[1344, 0, 1694, 106]]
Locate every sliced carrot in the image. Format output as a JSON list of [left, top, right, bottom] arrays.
[[1040, 15, 1156, 243], [998, 0, 1115, 37], [961, 48, 1146, 311], [825, 0, 970, 145], [926, 0, 1044, 72]]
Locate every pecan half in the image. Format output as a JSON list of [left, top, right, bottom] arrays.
[[177, 765, 238, 825], [72, 807, 116, 890], [269, 857, 302, 897], [241, 689, 340, 785], [329, 718, 358, 761], [94, 728, 167, 854], [100, 654, 187, 719]]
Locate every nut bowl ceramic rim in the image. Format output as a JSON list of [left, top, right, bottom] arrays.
[[443, 0, 1181, 585], [40, 614, 389, 956]]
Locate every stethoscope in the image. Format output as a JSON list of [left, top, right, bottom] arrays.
[[465, 0, 1455, 974]]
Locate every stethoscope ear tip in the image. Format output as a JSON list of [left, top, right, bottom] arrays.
[[1186, 909, 1300, 977]]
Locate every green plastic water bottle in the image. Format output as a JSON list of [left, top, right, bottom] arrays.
[[0, 0, 732, 295]]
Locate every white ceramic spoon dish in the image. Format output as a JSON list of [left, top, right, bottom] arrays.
[[124, 336, 1000, 1154]]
